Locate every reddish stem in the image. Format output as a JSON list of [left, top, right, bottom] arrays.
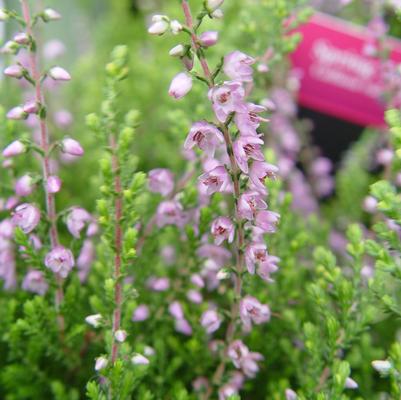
[[110, 134, 123, 364], [21, 0, 65, 335]]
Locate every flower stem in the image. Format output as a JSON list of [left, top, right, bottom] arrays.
[[21, 0, 65, 337], [181, 0, 246, 394], [109, 133, 123, 365]]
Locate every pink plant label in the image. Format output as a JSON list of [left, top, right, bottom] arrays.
[[290, 12, 401, 127]]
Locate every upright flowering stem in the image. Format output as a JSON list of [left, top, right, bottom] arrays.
[[182, 0, 246, 391], [110, 133, 123, 363], [21, 0, 64, 333]]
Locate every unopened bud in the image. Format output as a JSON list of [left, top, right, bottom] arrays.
[[169, 44, 185, 57]]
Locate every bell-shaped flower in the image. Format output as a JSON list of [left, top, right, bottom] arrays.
[[200, 309, 222, 334], [233, 135, 264, 174], [208, 81, 247, 123], [184, 121, 224, 157], [211, 216, 234, 245], [238, 191, 267, 220], [199, 165, 231, 195], [168, 72, 193, 99], [45, 246, 75, 278], [223, 51, 255, 82], [148, 168, 174, 197], [12, 203, 40, 233]]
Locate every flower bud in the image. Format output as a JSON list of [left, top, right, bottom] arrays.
[[0, 9, 9, 21], [285, 389, 297, 400], [168, 72, 193, 99], [169, 44, 185, 57], [206, 0, 224, 11], [4, 65, 24, 79], [85, 314, 102, 328], [132, 353, 150, 365], [170, 20, 183, 35], [48, 66, 71, 81], [2, 140, 26, 158], [61, 138, 84, 156], [148, 15, 169, 35], [95, 356, 108, 371], [15, 175, 35, 197], [12, 203, 41, 234], [43, 8, 61, 21], [7, 106, 27, 120], [199, 31, 219, 47], [345, 377, 358, 389], [47, 175, 62, 193], [211, 9, 224, 18], [115, 329, 127, 343], [23, 100, 39, 114], [372, 360, 392, 374], [13, 32, 30, 45], [1, 41, 19, 54]]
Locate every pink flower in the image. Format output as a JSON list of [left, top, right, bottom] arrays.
[[211, 216, 234, 245], [235, 103, 268, 136], [48, 66, 71, 81], [227, 340, 263, 377], [132, 353, 150, 365], [43, 8, 62, 21], [206, 0, 224, 11], [147, 276, 170, 291], [12, 203, 40, 233], [156, 200, 184, 227], [310, 157, 332, 176], [115, 329, 127, 342], [13, 32, 30, 45], [22, 270, 48, 295], [184, 121, 224, 157], [4, 64, 24, 79], [199, 165, 231, 195], [187, 289, 203, 304], [148, 168, 174, 197], [77, 239, 95, 282], [14, 175, 34, 197], [285, 389, 298, 400], [219, 385, 238, 400], [175, 318, 193, 335], [66, 207, 91, 238], [0, 219, 14, 239], [233, 135, 264, 174], [23, 100, 38, 114], [45, 246, 75, 278], [61, 138, 84, 156], [47, 175, 62, 194], [199, 31, 219, 47], [249, 161, 278, 193], [7, 106, 27, 120], [245, 242, 272, 274], [223, 51, 255, 82], [2, 140, 26, 158], [238, 191, 267, 220], [197, 243, 232, 267], [200, 309, 222, 334], [254, 210, 280, 233], [168, 72, 193, 99], [148, 15, 169, 35], [208, 81, 247, 122], [43, 39, 66, 59], [239, 295, 270, 329], [190, 273, 205, 288], [169, 301, 184, 320], [54, 109, 73, 129], [132, 304, 150, 322]]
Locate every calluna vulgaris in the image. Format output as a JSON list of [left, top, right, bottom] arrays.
[[0, 0, 401, 399]]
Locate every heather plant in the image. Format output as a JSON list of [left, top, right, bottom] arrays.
[[1, 1, 401, 400]]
